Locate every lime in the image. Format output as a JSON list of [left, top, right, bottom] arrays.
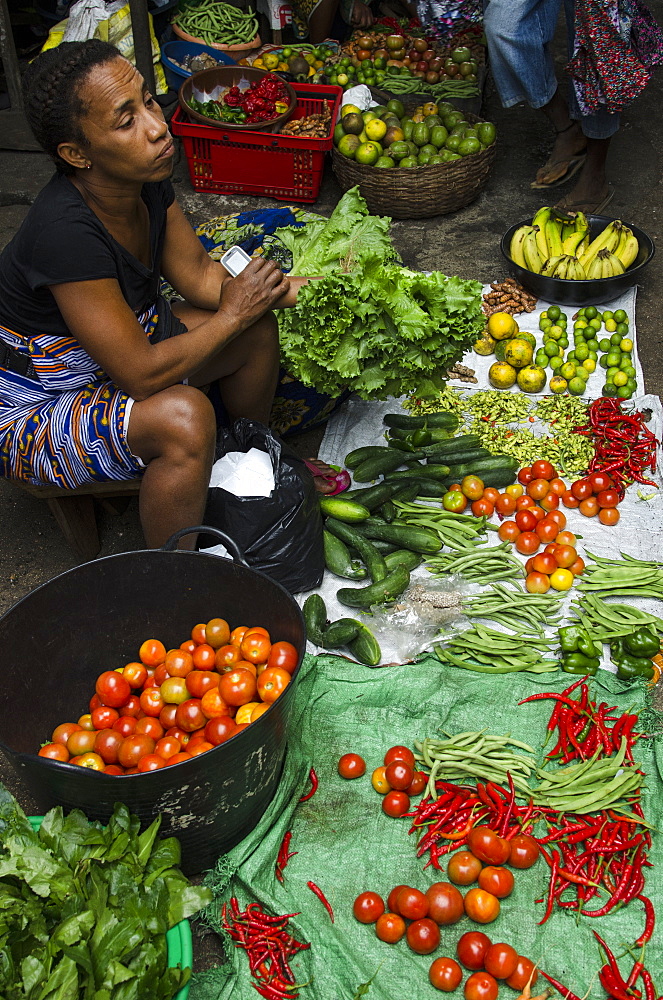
[[337, 134, 361, 158], [620, 338, 633, 352], [620, 355, 633, 369], [365, 118, 387, 142], [617, 386, 633, 399], [567, 351, 576, 362], [535, 350, 548, 367], [550, 355, 563, 371], [609, 332, 621, 346], [599, 338, 611, 352], [582, 358, 596, 373], [575, 366, 590, 381], [375, 155, 395, 168], [575, 344, 589, 361], [549, 375, 568, 394], [539, 318, 552, 332], [355, 141, 381, 165], [568, 376, 586, 395], [604, 319, 617, 332], [559, 337, 569, 349], [547, 305, 561, 321], [606, 367, 620, 381], [624, 366, 636, 378], [613, 371, 628, 387], [613, 309, 627, 323], [589, 317, 602, 332], [602, 310, 614, 321], [548, 325, 564, 340], [584, 306, 598, 320], [599, 356, 610, 369], [626, 378, 637, 392], [574, 319, 588, 329], [603, 383, 618, 396], [606, 352, 622, 367], [560, 362, 577, 381], [586, 338, 600, 352], [544, 341, 560, 358], [616, 322, 629, 336], [588, 351, 598, 361]]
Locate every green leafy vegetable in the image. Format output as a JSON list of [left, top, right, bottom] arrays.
[[0, 791, 212, 1000], [275, 188, 484, 400]]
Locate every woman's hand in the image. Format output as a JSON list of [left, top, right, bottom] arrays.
[[351, 0, 374, 27], [219, 257, 290, 330]]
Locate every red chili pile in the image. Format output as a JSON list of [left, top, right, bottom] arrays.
[[224, 75, 291, 123], [221, 898, 310, 999], [575, 396, 659, 496]]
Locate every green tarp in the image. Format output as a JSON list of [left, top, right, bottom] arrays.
[[191, 653, 662, 1000]]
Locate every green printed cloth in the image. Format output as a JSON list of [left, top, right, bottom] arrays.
[[191, 653, 662, 1000]]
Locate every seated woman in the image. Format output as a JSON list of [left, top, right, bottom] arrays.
[[0, 39, 314, 551]]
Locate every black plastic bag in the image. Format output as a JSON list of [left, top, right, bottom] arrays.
[[200, 419, 324, 594]]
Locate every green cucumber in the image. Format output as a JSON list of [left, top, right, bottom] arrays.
[[392, 483, 424, 503], [421, 434, 483, 457], [369, 539, 401, 554], [388, 478, 449, 498], [343, 481, 403, 510], [345, 445, 394, 469], [325, 518, 387, 583], [357, 520, 442, 554], [353, 451, 416, 482], [323, 530, 367, 581], [321, 617, 361, 648], [348, 624, 382, 665], [425, 448, 493, 467], [337, 565, 411, 608], [385, 465, 450, 483], [384, 411, 459, 430], [388, 426, 455, 443], [379, 499, 397, 522], [319, 496, 370, 523], [384, 549, 423, 572], [302, 594, 327, 644], [446, 457, 519, 487]]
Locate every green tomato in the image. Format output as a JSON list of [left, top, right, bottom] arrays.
[[443, 490, 468, 512]]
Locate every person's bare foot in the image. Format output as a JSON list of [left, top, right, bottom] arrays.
[[532, 122, 587, 187], [304, 458, 350, 494]]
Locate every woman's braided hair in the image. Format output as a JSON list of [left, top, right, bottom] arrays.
[[23, 39, 122, 174]]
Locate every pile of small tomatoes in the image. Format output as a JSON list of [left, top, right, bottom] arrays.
[[37, 619, 299, 774], [338, 744, 427, 818]]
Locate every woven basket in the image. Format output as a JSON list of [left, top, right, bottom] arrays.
[[172, 21, 261, 63], [332, 113, 496, 219]]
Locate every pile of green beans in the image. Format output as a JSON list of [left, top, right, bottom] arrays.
[[382, 72, 479, 99], [571, 593, 663, 641], [435, 622, 559, 674], [394, 501, 497, 552], [461, 582, 563, 637], [577, 552, 663, 600], [175, 1, 258, 46], [533, 739, 645, 816], [426, 541, 526, 583], [415, 731, 536, 800]]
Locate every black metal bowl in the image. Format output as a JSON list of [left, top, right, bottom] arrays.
[[500, 215, 655, 306]]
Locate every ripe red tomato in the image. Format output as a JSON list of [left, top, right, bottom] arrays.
[[204, 715, 237, 745], [457, 930, 492, 970], [561, 489, 580, 508], [166, 751, 192, 766], [588, 471, 614, 493], [215, 644, 243, 672], [191, 623, 207, 645], [471, 498, 495, 518], [112, 716, 137, 738], [426, 882, 464, 925], [515, 509, 537, 532], [67, 730, 98, 756], [139, 638, 166, 666], [494, 494, 516, 516], [120, 695, 142, 717], [579, 496, 599, 517], [526, 478, 550, 501], [482, 488, 500, 505], [135, 716, 164, 741], [515, 495, 535, 510], [555, 544, 578, 568], [90, 706, 119, 730], [189, 740, 214, 757], [200, 687, 232, 719], [257, 666, 291, 704], [118, 734, 155, 768], [429, 957, 463, 992], [39, 742, 70, 762], [548, 477, 567, 495], [484, 943, 518, 979], [461, 475, 485, 500], [407, 917, 440, 955], [540, 491, 560, 512], [219, 667, 258, 706], [526, 571, 551, 594], [397, 886, 429, 920], [123, 661, 148, 688], [535, 517, 559, 543], [509, 833, 540, 868], [407, 770, 427, 796], [175, 698, 206, 732], [570, 555, 586, 574], [186, 670, 219, 700], [447, 850, 482, 885], [464, 888, 500, 924], [164, 649, 194, 678], [596, 488, 620, 508], [517, 466, 533, 485], [103, 764, 124, 775], [599, 507, 620, 526], [192, 643, 217, 670], [180, 639, 197, 654], [532, 551, 557, 575], [385, 760, 414, 790], [382, 790, 410, 817], [267, 640, 299, 674], [515, 531, 540, 555], [353, 891, 385, 924], [166, 726, 191, 746], [159, 703, 179, 729], [205, 617, 230, 649], [506, 956, 539, 990], [384, 745, 415, 768], [546, 509, 567, 529], [155, 735, 181, 759], [531, 459, 556, 480], [139, 686, 165, 717], [240, 632, 272, 665], [387, 885, 409, 913], [52, 722, 82, 746], [338, 753, 366, 779], [95, 671, 131, 708], [375, 912, 406, 943], [464, 971, 499, 1000], [152, 663, 169, 686], [467, 827, 510, 864], [571, 478, 593, 500], [137, 753, 165, 772], [478, 866, 514, 899], [498, 520, 520, 543]]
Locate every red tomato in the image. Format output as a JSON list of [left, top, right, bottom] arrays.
[[215, 644, 243, 672], [180, 639, 197, 654], [494, 494, 516, 516], [532, 552, 557, 575], [385, 760, 414, 790], [525, 571, 550, 594], [338, 753, 366, 779], [159, 703, 179, 729], [465, 971, 499, 1000], [186, 670, 219, 700], [382, 790, 410, 817], [498, 520, 520, 543], [555, 544, 578, 568], [429, 957, 463, 992], [120, 695, 142, 718], [204, 715, 237, 745], [407, 771, 427, 796], [569, 555, 586, 574], [240, 632, 272, 664], [571, 478, 593, 500], [155, 735, 181, 759], [139, 638, 166, 666], [457, 930, 492, 970], [515, 509, 537, 532], [219, 667, 258, 706], [484, 943, 518, 979], [387, 884, 410, 913], [175, 698, 206, 732], [461, 475, 485, 500], [464, 888, 500, 924], [164, 648, 194, 678], [517, 466, 533, 485], [353, 891, 385, 924], [535, 518, 559, 543], [166, 726, 191, 746], [506, 957, 539, 990], [67, 730, 98, 756], [529, 505, 546, 522], [525, 556, 537, 574], [267, 640, 299, 674], [200, 687, 232, 719], [118, 734, 155, 768], [72, 752, 105, 769], [90, 706, 118, 730], [166, 751, 192, 766], [135, 716, 164, 741], [515, 531, 540, 555], [39, 742, 70, 762], [407, 917, 440, 955], [191, 623, 207, 645], [531, 459, 556, 480], [375, 912, 406, 943], [384, 745, 415, 768], [526, 478, 550, 501], [152, 663, 169, 686], [547, 509, 567, 529], [472, 498, 495, 518], [561, 489, 580, 508], [189, 740, 214, 757], [556, 530, 577, 546], [205, 617, 230, 649], [426, 882, 464, 925], [597, 488, 620, 508], [257, 666, 291, 704], [192, 643, 217, 670], [88, 693, 102, 712], [548, 477, 566, 495], [478, 866, 514, 898], [447, 850, 482, 885], [588, 471, 614, 493], [515, 495, 535, 510], [508, 834, 540, 868], [397, 886, 429, 920], [468, 827, 510, 865], [103, 764, 124, 775], [95, 671, 131, 708], [139, 686, 165, 718], [579, 496, 599, 517], [482, 488, 501, 505], [599, 507, 620, 526], [540, 491, 559, 512], [112, 716, 137, 738], [123, 661, 148, 688], [137, 753, 165, 772]]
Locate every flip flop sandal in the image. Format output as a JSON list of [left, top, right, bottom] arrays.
[[530, 153, 587, 189], [554, 184, 615, 216], [303, 459, 351, 496]]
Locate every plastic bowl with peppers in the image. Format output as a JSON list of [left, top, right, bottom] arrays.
[[185, 72, 293, 126]]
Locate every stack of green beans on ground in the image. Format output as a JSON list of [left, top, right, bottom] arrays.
[[461, 582, 564, 637], [394, 501, 497, 551], [434, 623, 559, 674], [381, 72, 480, 99], [414, 731, 537, 799], [175, 1, 258, 45], [533, 738, 645, 816], [577, 552, 663, 600], [426, 541, 526, 583], [570, 593, 663, 641]]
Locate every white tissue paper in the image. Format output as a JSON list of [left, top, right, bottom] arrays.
[[208, 448, 274, 497]]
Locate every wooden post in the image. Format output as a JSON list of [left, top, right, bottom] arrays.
[[0, 0, 24, 111], [128, 0, 156, 93]]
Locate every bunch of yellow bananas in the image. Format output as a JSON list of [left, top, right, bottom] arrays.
[[509, 207, 639, 280]]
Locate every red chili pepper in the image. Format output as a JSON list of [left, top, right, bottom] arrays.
[[638, 969, 655, 1000], [306, 881, 334, 922], [538, 849, 559, 925], [539, 971, 586, 1000], [635, 894, 655, 947], [299, 767, 319, 802]]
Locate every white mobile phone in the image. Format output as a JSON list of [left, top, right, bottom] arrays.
[[220, 245, 252, 277]]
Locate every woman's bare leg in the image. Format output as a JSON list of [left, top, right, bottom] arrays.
[[308, 0, 338, 44]]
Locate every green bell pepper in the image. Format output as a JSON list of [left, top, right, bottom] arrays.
[[562, 652, 600, 675], [616, 654, 655, 680], [577, 632, 602, 659], [559, 625, 582, 654], [623, 626, 659, 658]]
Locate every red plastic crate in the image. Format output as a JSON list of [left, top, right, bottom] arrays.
[[171, 83, 343, 202]]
